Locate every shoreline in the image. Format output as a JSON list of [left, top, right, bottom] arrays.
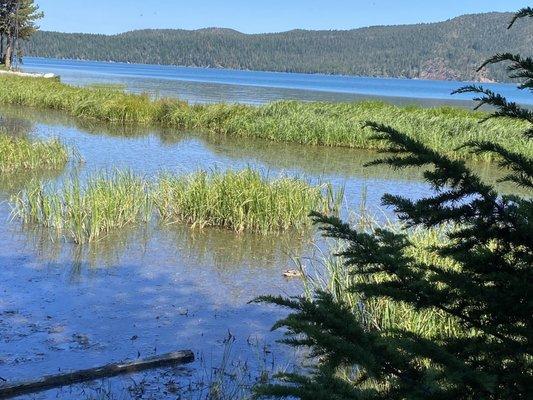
[[0, 74, 528, 163], [22, 55, 499, 84], [0, 69, 59, 79]]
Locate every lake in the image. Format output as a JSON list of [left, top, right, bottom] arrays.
[[0, 101, 517, 398], [21, 57, 532, 106], [0, 60, 524, 398]]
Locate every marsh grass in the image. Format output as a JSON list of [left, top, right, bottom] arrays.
[[299, 223, 463, 340], [12, 169, 328, 242], [12, 171, 152, 244], [0, 132, 68, 173], [296, 221, 469, 391], [0, 75, 530, 161], [156, 168, 327, 234], [86, 83, 127, 92]]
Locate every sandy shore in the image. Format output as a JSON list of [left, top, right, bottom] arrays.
[[0, 69, 58, 79]]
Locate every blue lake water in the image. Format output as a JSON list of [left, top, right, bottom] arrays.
[[21, 57, 531, 106], [2, 102, 513, 398], [0, 103, 419, 398]]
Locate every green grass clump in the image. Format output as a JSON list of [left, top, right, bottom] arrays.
[[12, 169, 327, 241], [12, 171, 152, 244], [0, 75, 530, 161], [0, 133, 68, 173], [156, 169, 326, 234]]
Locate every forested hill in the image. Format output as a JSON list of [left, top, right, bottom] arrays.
[[23, 12, 532, 82]]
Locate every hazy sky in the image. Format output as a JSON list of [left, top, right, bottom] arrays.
[[35, 0, 527, 34]]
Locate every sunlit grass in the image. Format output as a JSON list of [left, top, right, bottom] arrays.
[[0, 132, 68, 173], [0, 75, 529, 161], [299, 220, 464, 340], [12, 171, 152, 244], [156, 168, 327, 234], [12, 169, 329, 242]]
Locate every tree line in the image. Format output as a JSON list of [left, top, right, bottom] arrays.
[[0, 0, 41, 69], [22, 12, 533, 82]]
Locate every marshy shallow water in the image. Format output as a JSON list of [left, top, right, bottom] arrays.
[[0, 104, 519, 398]]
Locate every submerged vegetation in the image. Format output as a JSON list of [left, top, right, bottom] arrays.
[[0, 75, 530, 161], [11, 169, 327, 242], [0, 132, 68, 173]]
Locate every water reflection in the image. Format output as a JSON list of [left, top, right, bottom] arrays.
[[0, 102, 516, 183], [14, 221, 308, 277], [0, 169, 65, 197], [16, 225, 151, 277], [0, 114, 34, 137], [0, 104, 158, 139], [162, 224, 308, 271]]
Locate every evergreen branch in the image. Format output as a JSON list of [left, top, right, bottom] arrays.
[[452, 85, 533, 124], [478, 53, 533, 73], [476, 53, 533, 90], [255, 291, 452, 397], [362, 121, 497, 227], [362, 122, 437, 167], [251, 295, 303, 310], [458, 140, 533, 188], [255, 10, 532, 399], [508, 7, 533, 29], [312, 209, 526, 346]]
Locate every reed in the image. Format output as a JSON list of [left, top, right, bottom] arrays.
[[0, 75, 529, 161], [0, 132, 68, 173], [12, 168, 327, 242], [156, 168, 327, 234], [12, 171, 152, 244]]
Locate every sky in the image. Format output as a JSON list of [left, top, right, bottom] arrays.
[[35, 0, 528, 35]]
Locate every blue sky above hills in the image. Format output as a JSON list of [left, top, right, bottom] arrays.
[[37, 0, 527, 34]]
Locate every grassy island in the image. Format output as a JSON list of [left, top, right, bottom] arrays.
[[12, 169, 328, 242], [0, 75, 530, 161]]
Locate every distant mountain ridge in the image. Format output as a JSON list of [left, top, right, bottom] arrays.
[[22, 12, 533, 82]]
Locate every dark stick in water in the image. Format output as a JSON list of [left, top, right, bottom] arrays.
[[0, 350, 195, 399]]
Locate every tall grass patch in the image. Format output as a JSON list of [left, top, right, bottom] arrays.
[[12, 171, 152, 244], [0, 75, 530, 161], [12, 169, 328, 241], [300, 224, 463, 340], [156, 169, 326, 234], [0, 133, 68, 173]]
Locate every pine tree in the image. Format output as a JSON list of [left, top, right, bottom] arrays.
[[0, 0, 42, 69], [255, 8, 532, 399]]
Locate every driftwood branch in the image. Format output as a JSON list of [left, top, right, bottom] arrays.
[[0, 350, 194, 399]]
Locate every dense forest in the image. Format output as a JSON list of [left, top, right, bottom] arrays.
[[22, 12, 532, 82]]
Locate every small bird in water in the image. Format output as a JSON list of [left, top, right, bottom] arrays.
[[283, 269, 302, 278]]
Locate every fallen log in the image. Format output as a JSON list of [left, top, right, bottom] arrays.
[[0, 350, 194, 399]]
